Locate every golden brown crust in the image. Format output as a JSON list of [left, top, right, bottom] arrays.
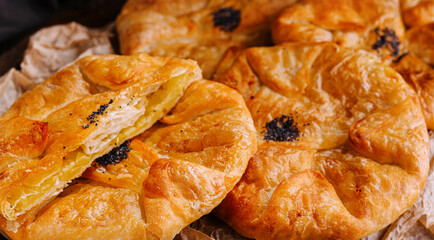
[[2, 179, 149, 240], [401, 0, 434, 27], [214, 42, 429, 239], [83, 138, 159, 193], [1, 80, 257, 240], [391, 54, 434, 129], [272, 0, 405, 62], [116, 0, 299, 78], [0, 53, 202, 222], [406, 22, 434, 65]]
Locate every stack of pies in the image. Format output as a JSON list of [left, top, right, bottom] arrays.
[[1, 0, 433, 239]]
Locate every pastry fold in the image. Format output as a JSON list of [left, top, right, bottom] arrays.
[[405, 22, 434, 65], [0, 53, 201, 223], [214, 42, 429, 239], [401, 0, 434, 27]]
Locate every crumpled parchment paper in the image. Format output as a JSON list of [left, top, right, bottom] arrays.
[[0, 22, 433, 240], [0, 21, 113, 115]]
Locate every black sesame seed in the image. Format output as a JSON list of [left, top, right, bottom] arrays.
[[95, 140, 132, 166], [262, 115, 302, 142], [372, 27, 400, 57], [213, 7, 241, 32]]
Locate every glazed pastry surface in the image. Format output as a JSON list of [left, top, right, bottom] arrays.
[[401, 0, 434, 27], [389, 21, 434, 129], [1, 79, 256, 240], [0, 53, 201, 224], [116, 0, 299, 79], [214, 42, 429, 240], [405, 22, 434, 65], [272, 0, 405, 62], [392, 54, 434, 129]]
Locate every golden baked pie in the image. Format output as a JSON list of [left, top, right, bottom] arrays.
[[214, 42, 429, 239], [401, 0, 434, 27], [116, 0, 299, 79], [272, 0, 405, 62], [0, 53, 201, 223], [1, 79, 256, 240]]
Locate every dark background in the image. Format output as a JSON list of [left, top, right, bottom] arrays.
[[0, 0, 126, 239], [0, 0, 127, 76]]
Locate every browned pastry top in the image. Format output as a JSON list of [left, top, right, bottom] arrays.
[[0, 53, 201, 225], [401, 0, 434, 27], [116, 0, 299, 79], [1, 78, 257, 240], [214, 42, 429, 240], [406, 22, 434, 65], [272, 0, 405, 62]]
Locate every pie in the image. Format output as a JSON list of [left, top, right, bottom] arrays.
[[116, 0, 299, 79], [272, 0, 405, 62], [0, 78, 256, 239], [214, 42, 429, 239], [0, 53, 201, 224]]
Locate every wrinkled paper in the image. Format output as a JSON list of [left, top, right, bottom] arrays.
[[0, 22, 433, 240], [0, 21, 113, 115]]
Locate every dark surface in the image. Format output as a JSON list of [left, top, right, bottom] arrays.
[[0, 0, 58, 43], [0, 0, 126, 76]]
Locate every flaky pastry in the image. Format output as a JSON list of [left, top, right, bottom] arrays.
[[405, 22, 434, 65], [390, 22, 434, 129], [1, 80, 256, 240], [272, 0, 405, 62], [401, 0, 434, 27], [116, 0, 299, 79], [392, 54, 434, 129], [0, 53, 201, 225], [214, 42, 429, 239]]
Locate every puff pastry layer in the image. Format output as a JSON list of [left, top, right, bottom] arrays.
[[214, 42, 429, 239], [272, 0, 405, 62], [0, 53, 201, 223], [401, 0, 434, 27], [391, 22, 434, 129], [392, 54, 434, 129], [116, 0, 299, 79], [405, 22, 434, 65], [1, 80, 257, 240]]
